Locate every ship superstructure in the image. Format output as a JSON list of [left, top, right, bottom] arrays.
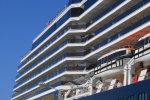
[[12, 0, 150, 100]]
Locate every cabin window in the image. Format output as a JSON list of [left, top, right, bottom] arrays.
[[138, 40, 144, 48], [97, 60, 101, 66], [116, 51, 119, 59], [145, 37, 149, 45], [112, 53, 116, 60], [121, 50, 126, 57], [101, 58, 104, 64], [149, 37, 150, 44], [107, 55, 111, 62], [103, 58, 107, 64], [117, 51, 122, 57]]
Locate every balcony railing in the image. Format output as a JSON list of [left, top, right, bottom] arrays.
[[12, 66, 86, 98], [91, 0, 124, 25], [45, 0, 82, 29], [20, 0, 85, 62], [32, 0, 99, 49], [13, 0, 150, 98], [14, 13, 150, 95], [18, 0, 125, 71], [18, 25, 87, 70], [16, 39, 85, 79], [18, 0, 129, 73], [18, 0, 124, 71], [134, 45, 150, 59], [94, 59, 124, 75], [95, 0, 150, 36], [14, 52, 86, 89], [16, 0, 150, 87], [15, 0, 150, 89]]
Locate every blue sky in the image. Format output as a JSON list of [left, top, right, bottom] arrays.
[[0, 0, 67, 99]]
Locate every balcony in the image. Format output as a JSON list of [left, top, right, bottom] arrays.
[[134, 44, 150, 59], [19, 0, 118, 71], [13, 0, 150, 97], [15, 1, 150, 89], [16, 0, 150, 88], [16, 38, 85, 79], [12, 65, 86, 98], [13, 10, 150, 100], [32, 0, 98, 49], [94, 15, 150, 51], [18, 24, 86, 70], [94, 59, 124, 75], [18, 0, 125, 71], [14, 52, 86, 89]]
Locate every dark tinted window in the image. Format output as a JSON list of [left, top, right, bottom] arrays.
[[138, 39, 144, 48], [145, 37, 149, 45]]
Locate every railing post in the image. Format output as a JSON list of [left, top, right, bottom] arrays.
[[89, 78, 94, 95], [123, 65, 128, 86], [127, 64, 134, 85], [76, 89, 80, 99]]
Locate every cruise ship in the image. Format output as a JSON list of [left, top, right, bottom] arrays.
[[12, 0, 150, 100]]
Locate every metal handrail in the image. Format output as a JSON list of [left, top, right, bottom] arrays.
[[134, 45, 150, 59]]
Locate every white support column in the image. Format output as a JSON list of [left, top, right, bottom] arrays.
[[123, 65, 128, 86], [127, 66, 132, 85], [127, 64, 135, 85], [124, 57, 135, 85], [89, 78, 93, 95], [76, 89, 80, 99]]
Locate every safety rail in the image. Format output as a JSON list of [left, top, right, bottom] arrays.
[[16, 39, 85, 79], [12, 0, 150, 98], [45, 0, 85, 28], [18, 0, 149, 72], [140, 73, 150, 80], [15, 8, 150, 90], [32, 0, 98, 49], [134, 45, 150, 59], [94, 59, 124, 75], [15, 7, 150, 91], [20, 0, 84, 61], [12, 81, 61, 99], [18, 25, 87, 70], [14, 52, 86, 89], [18, 0, 125, 71], [13, 68, 88, 98]]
